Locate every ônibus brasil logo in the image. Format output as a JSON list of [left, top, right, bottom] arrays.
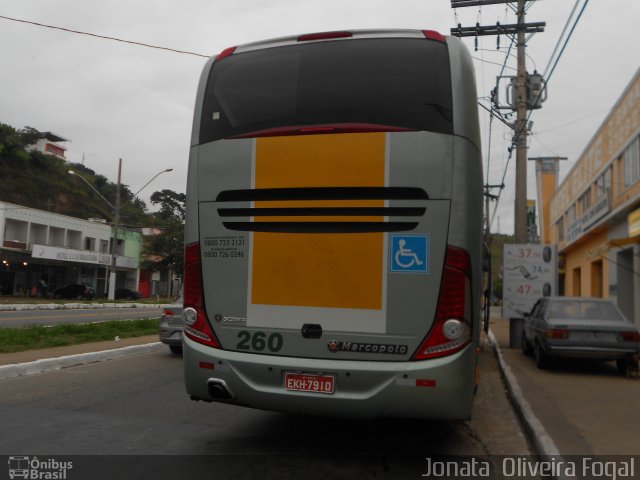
[[8, 456, 73, 480]]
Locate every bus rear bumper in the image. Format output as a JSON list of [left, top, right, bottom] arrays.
[[183, 337, 477, 420]]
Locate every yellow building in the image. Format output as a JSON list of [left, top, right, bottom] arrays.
[[539, 68, 640, 327]]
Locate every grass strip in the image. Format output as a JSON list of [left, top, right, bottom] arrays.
[[0, 319, 160, 353]]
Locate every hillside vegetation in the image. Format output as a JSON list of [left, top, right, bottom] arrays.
[[0, 123, 153, 225]]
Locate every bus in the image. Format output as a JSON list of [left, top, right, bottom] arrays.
[[182, 29, 484, 420]]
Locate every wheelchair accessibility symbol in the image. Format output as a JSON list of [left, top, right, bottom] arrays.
[[390, 235, 429, 273]]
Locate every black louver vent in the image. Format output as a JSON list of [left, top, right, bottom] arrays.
[[215, 187, 428, 233]]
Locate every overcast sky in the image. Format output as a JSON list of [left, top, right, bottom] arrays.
[[1, 1, 638, 234]]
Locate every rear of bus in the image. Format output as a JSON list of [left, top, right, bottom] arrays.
[[183, 29, 483, 419]]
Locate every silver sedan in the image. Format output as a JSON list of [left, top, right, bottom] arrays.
[[159, 298, 183, 355], [522, 296, 639, 373]]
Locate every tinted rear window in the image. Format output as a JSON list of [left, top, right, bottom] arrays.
[[199, 38, 453, 143]]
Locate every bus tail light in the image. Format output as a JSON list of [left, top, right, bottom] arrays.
[[216, 46, 237, 61], [183, 242, 221, 349], [413, 246, 472, 360], [422, 30, 446, 43], [298, 31, 353, 42]]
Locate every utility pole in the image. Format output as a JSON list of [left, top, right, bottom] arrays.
[[108, 158, 122, 301], [514, 0, 528, 243], [451, 0, 545, 243]]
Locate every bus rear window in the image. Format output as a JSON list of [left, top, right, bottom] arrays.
[[199, 38, 453, 144]]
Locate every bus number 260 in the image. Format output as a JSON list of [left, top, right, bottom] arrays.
[[236, 331, 283, 352]]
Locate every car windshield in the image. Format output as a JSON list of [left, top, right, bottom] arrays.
[[548, 300, 624, 321]]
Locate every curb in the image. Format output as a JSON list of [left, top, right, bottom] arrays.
[[0, 342, 165, 380], [0, 303, 170, 312], [488, 329, 564, 460], [489, 329, 572, 480]]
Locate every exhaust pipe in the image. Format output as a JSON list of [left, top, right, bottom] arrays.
[[207, 378, 235, 400]]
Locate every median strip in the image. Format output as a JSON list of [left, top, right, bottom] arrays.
[[0, 342, 164, 380], [0, 319, 160, 353]]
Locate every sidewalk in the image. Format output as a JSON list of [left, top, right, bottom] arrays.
[[0, 334, 160, 366], [490, 315, 640, 456]]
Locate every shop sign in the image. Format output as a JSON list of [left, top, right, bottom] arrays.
[[582, 194, 610, 229], [629, 207, 640, 237], [32, 244, 112, 265]]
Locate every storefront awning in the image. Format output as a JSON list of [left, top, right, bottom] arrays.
[[609, 234, 640, 248]]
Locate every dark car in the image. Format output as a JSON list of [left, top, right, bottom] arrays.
[[53, 284, 95, 300], [115, 288, 142, 300], [522, 296, 640, 373]]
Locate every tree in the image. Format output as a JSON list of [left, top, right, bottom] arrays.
[[141, 221, 184, 273], [149, 189, 186, 222], [18, 126, 44, 147], [141, 189, 185, 273]]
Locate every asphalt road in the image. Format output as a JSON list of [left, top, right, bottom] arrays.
[[0, 307, 163, 328], [0, 336, 531, 479]]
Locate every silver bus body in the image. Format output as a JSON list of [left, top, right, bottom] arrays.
[[183, 29, 482, 419]]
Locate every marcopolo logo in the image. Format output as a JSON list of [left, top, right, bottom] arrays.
[[8, 456, 73, 480], [327, 340, 408, 355]]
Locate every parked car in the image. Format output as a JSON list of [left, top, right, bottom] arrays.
[[159, 297, 183, 355], [115, 288, 142, 300], [522, 296, 640, 373], [53, 284, 95, 300]]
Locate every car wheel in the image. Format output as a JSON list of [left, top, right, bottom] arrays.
[[616, 359, 629, 374], [521, 332, 533, 357], [169, 345, 183, 355], [534, 342, 550, 369]]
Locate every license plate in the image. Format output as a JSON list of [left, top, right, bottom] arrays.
[[284, 373, 335, 394], [570, 331, 616, 342]]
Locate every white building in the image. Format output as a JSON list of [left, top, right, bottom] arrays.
[[25, 132, 68, 161], [0, 201, 142, 297]]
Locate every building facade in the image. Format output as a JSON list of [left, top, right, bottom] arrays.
[[0, 202, 142, 297], [543, 68, 640, 326], [25, 132, 68, 161]]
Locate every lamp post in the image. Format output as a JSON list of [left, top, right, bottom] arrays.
[[69, 161, 173, 300]]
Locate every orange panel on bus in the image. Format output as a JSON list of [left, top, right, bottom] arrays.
[[251, 133, 386, 310]]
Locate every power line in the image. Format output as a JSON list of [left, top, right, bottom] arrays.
[[525, 0, 590, 127], [542, 0, 582, 78], [542, 0, 589, 86], [0, 14, 210, 58], [472, 55, 517, 70]]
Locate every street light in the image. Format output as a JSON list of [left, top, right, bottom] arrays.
[[67, 170, 115, 210], [133, 168, 173, 197], [68, 161, 173, 300]]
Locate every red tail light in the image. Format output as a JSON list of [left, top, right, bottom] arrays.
[[620, 331, 640, 343], [229, 123, 414, 139], [422, 30, 446, 43], [163, 309, 174, 316], [183, 242, 221, 349], [412, 246, 472, 360], [216, 46, 236, 61], [298, 31, 352, 42], [546, 328, 569, 339]]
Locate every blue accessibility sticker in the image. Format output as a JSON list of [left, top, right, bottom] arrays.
[[390, 235, 429, 273]]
